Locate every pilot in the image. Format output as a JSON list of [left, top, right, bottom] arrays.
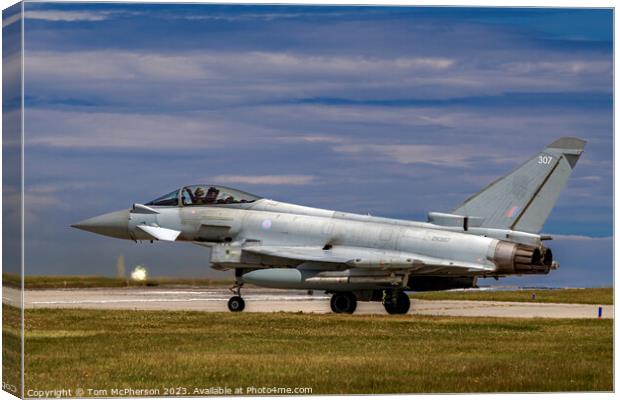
[[205, 187, 219, 204], [193, 187, 206, 204]]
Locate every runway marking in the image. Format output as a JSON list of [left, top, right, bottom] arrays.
[[129, 291, 226, 295], [32, 296, 330, 305]]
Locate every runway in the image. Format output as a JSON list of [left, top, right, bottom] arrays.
[[3, 287, 613, 318]]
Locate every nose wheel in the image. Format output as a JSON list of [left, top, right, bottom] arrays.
[[228, 296, 245, 312], [228, 271, 245, 312]]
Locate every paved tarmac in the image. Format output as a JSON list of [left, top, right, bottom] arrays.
[[2, 287, 613, 318]]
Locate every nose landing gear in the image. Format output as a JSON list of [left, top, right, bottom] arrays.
[[228, 269, 245, 312], [227, 295, 245, 312]]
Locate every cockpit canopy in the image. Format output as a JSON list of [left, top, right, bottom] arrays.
[[145, 185, 261, 207]]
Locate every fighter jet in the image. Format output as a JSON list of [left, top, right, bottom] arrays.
[[72, 137, 585, 314]]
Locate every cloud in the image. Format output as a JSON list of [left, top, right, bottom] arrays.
[[21, 4, 614, 113], [22, 181, 111, 224], [24, 8, 349, 24], [25, 50, 456, 83], [25, 10, 112, 22], [24, 48, 611, 116], [547, 234, 612, 241], [3, 50, 22, 98], [24, 108, 282, 150], [332, 143, 475, 167], [4, 184, 63, 225], [574, 175, 601, 182], [276, 135, 347, 144], [176, 11, 347, 22], [210, 175, 316, 185], [502, 60, 611, 75], [26, 51, 210, 82], [2, 11, 21, 28]]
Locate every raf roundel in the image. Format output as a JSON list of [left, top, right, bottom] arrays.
[[261, 219, 272, 230]]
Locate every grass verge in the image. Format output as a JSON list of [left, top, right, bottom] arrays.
[[3, 273, 232, 289], [16, 306, 613, 394], [3, 304, 22, 397], [411, 288, 613, 305]]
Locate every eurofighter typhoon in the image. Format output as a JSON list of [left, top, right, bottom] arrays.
[[73, 137, 585, 314]]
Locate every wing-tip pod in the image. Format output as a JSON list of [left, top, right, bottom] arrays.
[[547, 137, 587, 151], [547, 137, 586, 169], [546, 137, 586, 169]]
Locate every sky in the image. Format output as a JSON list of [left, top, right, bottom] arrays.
[[3, 4, 613, 287]]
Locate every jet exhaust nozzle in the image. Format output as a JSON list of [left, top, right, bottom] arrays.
[[493, 241, 552, 274]]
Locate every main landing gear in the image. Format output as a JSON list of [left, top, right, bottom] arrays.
[[328, 290, 410, 314], [330, 292, 358, 314], [383, 290, 410, 314], [228, 269, 245, 312]]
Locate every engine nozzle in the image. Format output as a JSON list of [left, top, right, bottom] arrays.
[[493, 241, 552, 274]]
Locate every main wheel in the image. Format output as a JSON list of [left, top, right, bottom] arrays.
[[330, 292, 357, 314], [228, 296, 245, 312], [383, 291, 410, 314]]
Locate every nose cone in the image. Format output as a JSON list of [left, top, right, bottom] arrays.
[[72, 209, 131, 240]]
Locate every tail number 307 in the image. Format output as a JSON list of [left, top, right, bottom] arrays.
[[538, 155, 553, 165]]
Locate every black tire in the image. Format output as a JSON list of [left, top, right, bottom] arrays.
[[330, 292, 357, 314], [228, 296, 245, 312], [396, 292, 411, 314], [383, 291, 410, 314]]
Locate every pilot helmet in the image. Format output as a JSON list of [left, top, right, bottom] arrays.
[[194, 187, 205, 197]]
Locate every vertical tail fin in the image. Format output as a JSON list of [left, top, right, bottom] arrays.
[[453, 137, 586, 233]]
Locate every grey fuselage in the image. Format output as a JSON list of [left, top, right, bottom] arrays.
[[126, 198, 548, 281]]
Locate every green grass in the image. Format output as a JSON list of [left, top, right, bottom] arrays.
[[3, 304, 22, 397], [411, 288, 613, 305], [3, 273, 232, 289], [16, 306, 612, 394]]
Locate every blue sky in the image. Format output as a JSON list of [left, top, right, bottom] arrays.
[[7, 4, 613, 286]]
